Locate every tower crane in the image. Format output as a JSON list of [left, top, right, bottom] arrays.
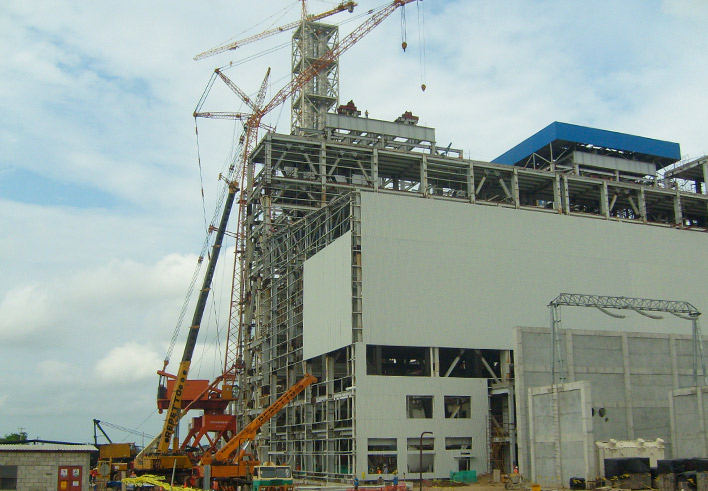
[[193, 1, 356, 61]]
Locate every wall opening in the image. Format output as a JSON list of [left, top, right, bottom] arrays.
[[407, 396, 433, 418], [444, 396, 471, 418], [367, 345, 430, 376]]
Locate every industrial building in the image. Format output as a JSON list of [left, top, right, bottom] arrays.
[[188, 9, 708, 488], [233, 101, 708, 482]]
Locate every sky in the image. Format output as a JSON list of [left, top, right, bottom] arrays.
[[1, 0, 707, 443]]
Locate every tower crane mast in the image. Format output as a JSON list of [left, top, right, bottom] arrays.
[[227, 0, 418, 382]]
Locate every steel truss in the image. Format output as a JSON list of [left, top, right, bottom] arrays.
[[549, 293, 707, 386]]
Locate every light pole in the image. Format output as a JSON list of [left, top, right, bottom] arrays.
[[419, 431, 433, 491]]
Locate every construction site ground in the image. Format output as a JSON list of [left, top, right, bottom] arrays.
[[300, 474, 520, 491]]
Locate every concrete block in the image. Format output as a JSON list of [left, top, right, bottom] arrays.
[[611, 473, 651, 490], [657, 473, 676, 491]]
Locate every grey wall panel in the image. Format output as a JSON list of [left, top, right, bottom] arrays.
[[516, 328, 708, 478], [303, 232, 352, 359], [528, 381, 594, 487], [359, 192, 708, 350], [670, 386, 708, 458]]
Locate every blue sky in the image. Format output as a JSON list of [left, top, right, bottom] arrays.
[[1, 0, 707, 442]]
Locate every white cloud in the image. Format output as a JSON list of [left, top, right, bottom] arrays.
[[0, 285, 52, 341], [1, 0, 707, 442], [95, 342, 165, 384]]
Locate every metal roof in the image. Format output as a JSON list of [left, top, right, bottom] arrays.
[[0, 443, 97, 452], [493, 121, 681, 169]]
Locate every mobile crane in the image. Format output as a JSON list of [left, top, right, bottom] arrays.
[[198, 374, 317, 491]]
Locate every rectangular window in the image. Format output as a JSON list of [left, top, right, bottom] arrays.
[[445, 437, 472, 450], [0, 465, 18, 490], [407, 437, 434, 451], [367, 454, 397, 475], [407, 396, 433, 418], [368, 438, 397, 452], [444, 396, 471, 418]]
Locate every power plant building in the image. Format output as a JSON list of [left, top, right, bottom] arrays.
[[235, 112, 708, 482]]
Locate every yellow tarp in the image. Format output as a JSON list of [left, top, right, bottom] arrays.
[[122, 474, 208, 491]]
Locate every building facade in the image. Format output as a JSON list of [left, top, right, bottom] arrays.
[[0, 443, 96, 491], [234, 117, 708, 481]]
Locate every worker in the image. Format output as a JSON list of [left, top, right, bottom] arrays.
[[354, 476, 359, 490], [393, 475, 399, 487], [383, 464, 389, 474]]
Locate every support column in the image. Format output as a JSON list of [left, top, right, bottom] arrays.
[[512, 168, 520, 208], [622, 333, 635, 439], [638, 188, 647, 223], [600, 182, 609, 219], [421, 155, 428, 197], [561, 175, 570, 215], [468, 162, 476, 204], [553, 175, 561, 213], [320, 142, 327, 206], [372, 148, 379, 191]]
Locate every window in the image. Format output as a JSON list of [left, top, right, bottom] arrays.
[[444, 396, 471, 418], [368, 438, 396, 452], [367, 454, 397, 475], [367, 345, 430, 376], [0, 465, 17, 490], [407, 437, 434, 451], [368, 438, 397, 475], [407, 396, 433, 418], [445, 437, 472, 450]]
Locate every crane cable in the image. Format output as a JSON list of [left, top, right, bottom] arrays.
[[164, 75, 248, 366], [400, 3, 407, 51], [417, 0, 427, 91]]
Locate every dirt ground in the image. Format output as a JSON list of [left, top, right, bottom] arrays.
[[421, 473, 509, 491]]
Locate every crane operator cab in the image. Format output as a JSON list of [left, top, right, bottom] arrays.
[[252, 463, 294, 491]]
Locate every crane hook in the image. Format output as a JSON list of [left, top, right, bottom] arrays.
[[421, 83, 426, 92], [401, 41, 407, 51]]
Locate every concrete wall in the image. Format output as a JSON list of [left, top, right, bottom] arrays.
[[354, 343, 489, 480], [515, 327, 708, 477], [0, 451, 91, 491], [358, 191, 708, 350], [528, 381, 594, 487], [670, 386, 708, 458]]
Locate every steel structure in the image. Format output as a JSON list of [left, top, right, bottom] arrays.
[[549, 293, 707, 386], [235, 122, 708, 479], [291, 20, 340, 133]]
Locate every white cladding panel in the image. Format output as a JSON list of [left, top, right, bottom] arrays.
[[303, 232, 352, 359], [359, 192, 708, 349], [354, 342, 489, 477]]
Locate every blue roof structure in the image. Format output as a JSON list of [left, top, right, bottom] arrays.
[[493, 122, 681, 169]]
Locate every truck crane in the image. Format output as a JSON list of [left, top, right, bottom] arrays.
[[198, 374, 317, 491], [133, 179, 239, 476]]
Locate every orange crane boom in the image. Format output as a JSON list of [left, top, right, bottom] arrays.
[[194, 1, 357, 61], [199, 374, 317, 478]]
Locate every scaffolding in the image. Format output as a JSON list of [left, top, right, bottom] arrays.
[[236, 125, 708, 480]]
